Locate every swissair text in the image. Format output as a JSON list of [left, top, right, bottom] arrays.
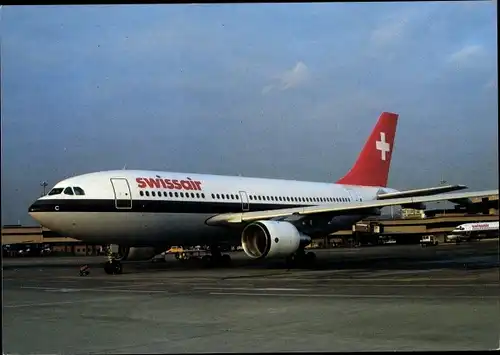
[[136, 177, 203, 191]]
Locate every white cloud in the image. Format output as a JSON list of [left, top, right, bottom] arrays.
[[262, 61, 310, 95], [447, 44, 485, 67], [485, 77, 497, 90], [370, 19, 409, 47]]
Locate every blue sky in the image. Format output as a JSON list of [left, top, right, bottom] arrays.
[[1, 2, 498, 225]]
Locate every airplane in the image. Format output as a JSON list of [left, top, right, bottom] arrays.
[[447, 221, 499, 242], [28, 112, 498, 274]]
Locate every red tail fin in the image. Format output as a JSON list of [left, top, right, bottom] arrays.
[[336, 112, 399, 187]]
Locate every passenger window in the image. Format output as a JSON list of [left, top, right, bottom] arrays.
[[217, 194, 220, 199], [169, 192, 174, 197], [64, 187, 74, 195], [73, 187, 85, 195], [191, 193, 195, 198], [180, 192, 184, 198], [201, 193, 205, 198], [226, 194, 230, 199], [196, 193, 200, 198], [48, 188, 63, 196], [174, 192, 178, 197], [211, 194, 215, 199], [140, 191, 144, 196], [145, 191, 150, 197], [221, 194, 225, 199], [152, 191, 156, 197], [164, 192, 168, 197], [234, 194, 239, 199]]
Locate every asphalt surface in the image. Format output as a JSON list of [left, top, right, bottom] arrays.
[[3, 241, 500, 353]]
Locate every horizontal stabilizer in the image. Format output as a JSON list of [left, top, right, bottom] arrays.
[[377, 184, 468, 200]]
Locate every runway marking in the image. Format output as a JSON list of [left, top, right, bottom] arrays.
[[20, 286, 170, 294], [296, 284, 498, 287], [252, 276, 492, 281], [355, 269, 445, 277], [209, 292, 498, 300], [3, 296, 133, 309], [194, 287, 309, 291]]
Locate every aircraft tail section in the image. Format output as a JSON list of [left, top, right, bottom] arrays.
[[336, 112, 399, 187]]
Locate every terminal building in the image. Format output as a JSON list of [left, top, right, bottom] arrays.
[[2, 193, 498, 256]]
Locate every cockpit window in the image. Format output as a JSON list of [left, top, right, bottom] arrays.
[[73, 187, 85, 195], [64, 187, 74, 195], [48, 188, 64, 196]]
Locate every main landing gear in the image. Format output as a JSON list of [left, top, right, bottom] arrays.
[[201, 245, 232, 268], [286, 248, 317, 268], [103, 246, 123, 275]]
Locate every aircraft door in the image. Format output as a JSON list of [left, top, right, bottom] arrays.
[[345, 187, 362, 202], [239, 191, 250, 211], [110, 178, 132, 209]]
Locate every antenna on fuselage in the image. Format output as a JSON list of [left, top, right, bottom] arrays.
[[122, 164, 127, 170]]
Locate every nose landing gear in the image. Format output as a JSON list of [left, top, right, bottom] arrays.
[[103, 245, 123, 275], [201, 245, 232, 268], [285, 248, 317, 269]]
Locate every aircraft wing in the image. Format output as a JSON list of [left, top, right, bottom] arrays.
[[377, 184, 467, 199], [206, 189, 498, 226]]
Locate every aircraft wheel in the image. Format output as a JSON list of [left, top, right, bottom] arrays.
[[115, 261, 123, 274], [305, 251, 317, 264], [104, 260, 122, 275], [202, 255, 212, 267], [220, 254, 232, 266], [104, 261, 113, 274]]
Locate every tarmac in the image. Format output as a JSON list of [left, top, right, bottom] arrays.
[[3, 240, 500, 353]]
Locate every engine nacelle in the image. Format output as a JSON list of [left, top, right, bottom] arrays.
[[241, 220, 311, 259], [116, 246, 164, 261]]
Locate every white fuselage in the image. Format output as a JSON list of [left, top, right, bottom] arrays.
[[28, 170, 398, 247], [452, 221, 499, 236]]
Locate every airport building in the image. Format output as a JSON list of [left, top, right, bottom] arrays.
[[2, 193, 498, 255]]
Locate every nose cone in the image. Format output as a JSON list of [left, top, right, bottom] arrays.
[[28, 199, 49, 225], [29, 200, 41, 213]]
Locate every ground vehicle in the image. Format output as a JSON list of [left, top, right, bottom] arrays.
[[420, 235, 439, 247]]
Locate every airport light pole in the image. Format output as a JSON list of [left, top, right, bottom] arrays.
[[40, 181, 48, 196], [440, 178, 447, 215]]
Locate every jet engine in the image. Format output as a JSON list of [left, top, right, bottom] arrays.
[[115, 246, 165, 261], [241, 220, 311, 259]]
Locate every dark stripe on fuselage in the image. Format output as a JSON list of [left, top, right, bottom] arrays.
[[29, 199, 312, 214]]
